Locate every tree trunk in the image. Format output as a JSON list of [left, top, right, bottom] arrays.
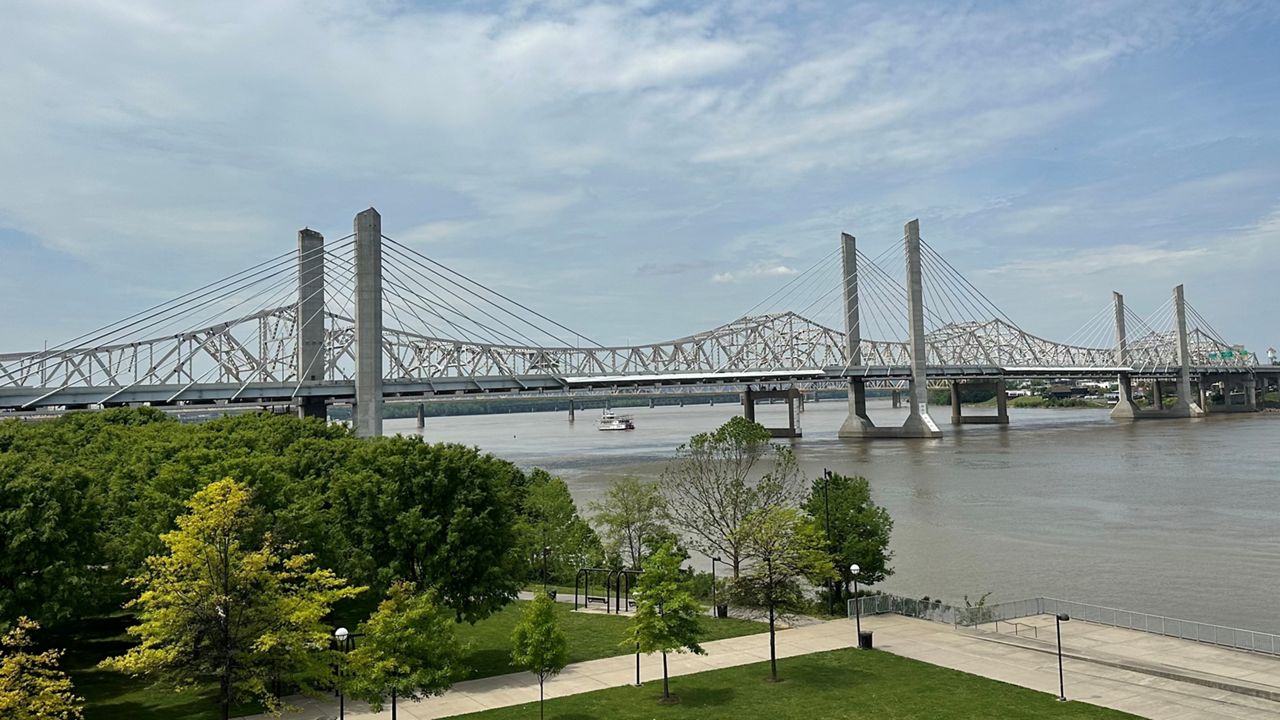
[[392, 688, 397, 720], [539, 676, 545, 720], [662, 651, 669, 699], [768, 604, 777, 681]]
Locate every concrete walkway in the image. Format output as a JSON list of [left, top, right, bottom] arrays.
[[242, 614, 1280, 720]]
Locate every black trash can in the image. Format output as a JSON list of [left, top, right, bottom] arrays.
[[858, 630, 874, 649], [715, 604, 729, 619]]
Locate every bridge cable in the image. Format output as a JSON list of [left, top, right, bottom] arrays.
[[383, 237, 602, 349]]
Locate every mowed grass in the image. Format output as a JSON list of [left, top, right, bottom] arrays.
[[61, 601, 765, 719], [455, 600, 766, 679], [453, 647, 1137, 720]]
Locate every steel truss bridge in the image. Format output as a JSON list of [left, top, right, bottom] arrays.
[[2, 209, 1273, 437]]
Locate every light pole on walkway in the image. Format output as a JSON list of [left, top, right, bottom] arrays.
[[711, 556, 722, 617], [334, 627, 349, 720], [849, 563, 861, 641], [1055, 613, 1070, 701]]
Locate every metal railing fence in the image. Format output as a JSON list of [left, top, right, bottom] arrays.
[[849, 593, 1280, 656]]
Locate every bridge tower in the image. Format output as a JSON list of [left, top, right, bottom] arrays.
[[1172, 284, 1204, 417], [837, 232, 876, 437], [296, 228, 327, 420], [1109, 291, 1140, 419], [837, 220, 941, 439], [353, 208, 384, 437]]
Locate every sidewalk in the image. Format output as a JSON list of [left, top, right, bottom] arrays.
[[242, 613, 1280, 720]]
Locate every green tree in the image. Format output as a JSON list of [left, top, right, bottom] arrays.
[[730, 507, 835, 681], [0, 456, 104, 626], [623, 543, 704, 702], [510, 593, 568, 720], [0, 617, 83, 720], [659, 417, 803, 577], [327, 438, 525, 623], [347, 581, 462, 720], [802, 472, 894, 600], [101, 478, 365, 720], [515, 469, 602, 585], [590, 477, 668, 569]]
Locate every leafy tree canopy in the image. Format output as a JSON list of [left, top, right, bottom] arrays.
[[346, 581, 462, 712], [101, 478, 364, 720], [0, 617, 83, 720], [802, 472, 894, 588]]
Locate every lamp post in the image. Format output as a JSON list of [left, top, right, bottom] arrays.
[[711, 556, 722, 617], [541, 545, 551, 594], [849, 563, 862, 642], [822, 469, 833, 615], [1055, 613, 1070, 701], [333, 627, 349, 720]]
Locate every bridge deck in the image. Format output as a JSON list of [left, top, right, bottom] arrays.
[[1, 365, 1274, 412]]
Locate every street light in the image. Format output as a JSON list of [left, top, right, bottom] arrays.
[[822, 469, 834, 615], [333, 627, 349, 720], [541, 545, 551, 593], [711, 556, 723, 617], [1055, 613, 1070, 701], [849, 563, 862, 642]]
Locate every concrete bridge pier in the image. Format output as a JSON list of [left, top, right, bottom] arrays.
[[1150, 380, 1164, 410], [568, 399, 575, 422], [950, 380, 1009, 425], [743, 386, 801, 438], [1111, 372, 1141, 419], [415, 403, 425, 430], [353, 208, 384, 438], [1244, 377, 1258, 411], [891, 390, 902, 408], [296, 227, 328, 421]]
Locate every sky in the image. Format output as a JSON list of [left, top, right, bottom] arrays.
[[2, 0, 1278, 355]]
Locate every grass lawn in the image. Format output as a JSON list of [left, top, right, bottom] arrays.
[[453, 647, 1136, 720], [455, 600, 765, 679], [62, 601, 764, 719]]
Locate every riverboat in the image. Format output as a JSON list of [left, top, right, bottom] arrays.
[[597, 409, 635, 431]]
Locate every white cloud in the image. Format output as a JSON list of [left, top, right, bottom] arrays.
[[0, 0, 1277, 349], [712, 264, 798, 283]]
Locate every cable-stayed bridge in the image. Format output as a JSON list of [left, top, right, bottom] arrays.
[[1, 209, 1274, 438]]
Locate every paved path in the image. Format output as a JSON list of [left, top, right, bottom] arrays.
[[242, 614, 1280, 720]]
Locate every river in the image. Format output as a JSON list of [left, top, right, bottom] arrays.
[[385, 399, 1280, 633]]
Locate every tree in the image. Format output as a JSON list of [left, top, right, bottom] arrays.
[[0, 456, 104, 626], [101, 478, 365, 720], [590, 476, 668, 569], [0, 617, 83, 720], [622, 543, 704, 703], [346, 582, 462, 720], [327, 439, 525, 623], [801, 472, 893, 601], [730, 507, 835, 682], [659, 417, 803, 577], [510, 593, 568, 720], [515, 470, 602, 585]]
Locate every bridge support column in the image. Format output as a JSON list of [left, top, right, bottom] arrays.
[[415, 403, 425, 430], [1244, 377, 1258, 411], [1151, 380, 1164, 410], [743, 386, 801, 438], [568, 398, 575, 422], [353, 208, 384, 438], [949, 380, 1009, 425], [900, 219, 942, 438], [1111, 372, 1140, 419], [1170, 284, 1202, 417], [1198, 378, 1210, 414], [296, 228, 327, 421], [891, 390, 902, 408]]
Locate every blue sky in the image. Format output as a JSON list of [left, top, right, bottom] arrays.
[[2, 0, 1278, 353]]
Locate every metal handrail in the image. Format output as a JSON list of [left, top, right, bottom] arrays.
[[854, 593, 1280, 657]]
